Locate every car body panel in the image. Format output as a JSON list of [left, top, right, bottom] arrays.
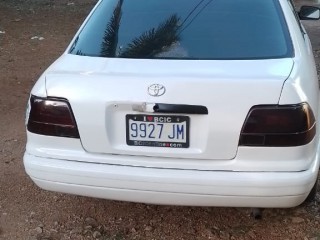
[[278, 0, 319, 109], [26, 131, 318, 172], [44, 56, 293, 160], [24, 150, 319, 207]]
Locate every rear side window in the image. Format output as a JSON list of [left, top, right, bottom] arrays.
[[69, 0, 293, 60]]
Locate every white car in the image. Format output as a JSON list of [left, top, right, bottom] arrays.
[[24, 0, 320, 209]]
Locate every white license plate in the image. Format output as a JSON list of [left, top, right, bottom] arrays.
[[126, 115, 189, 148]]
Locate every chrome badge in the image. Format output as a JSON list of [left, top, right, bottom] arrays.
[[148, 84, 166, 97]]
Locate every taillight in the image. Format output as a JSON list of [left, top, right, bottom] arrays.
[[27, 95, 80, 138], [239, 103, 316, 147]]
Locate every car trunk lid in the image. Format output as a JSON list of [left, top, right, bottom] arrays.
[[45, 55, 293, 160]]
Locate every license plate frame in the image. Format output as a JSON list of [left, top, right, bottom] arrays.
[[126, 114, 190, 148]]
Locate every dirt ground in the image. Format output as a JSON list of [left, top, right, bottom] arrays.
[[0, 1, 320, 239]]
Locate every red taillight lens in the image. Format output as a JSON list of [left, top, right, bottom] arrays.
[[27, 96, 80, 138], [239, 103, 316, 147]]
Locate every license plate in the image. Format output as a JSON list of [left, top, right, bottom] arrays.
[[126, 115, 189, 148]]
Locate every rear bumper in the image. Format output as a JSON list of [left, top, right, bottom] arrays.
[[23, 152, 319, 208]]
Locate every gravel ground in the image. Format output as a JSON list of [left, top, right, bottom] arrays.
[[0, 1, 320, 239]]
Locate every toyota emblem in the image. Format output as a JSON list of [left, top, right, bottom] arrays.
[[148, 84, 166, 97]]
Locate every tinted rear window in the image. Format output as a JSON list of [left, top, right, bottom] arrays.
[[69, 0, 293, 60]]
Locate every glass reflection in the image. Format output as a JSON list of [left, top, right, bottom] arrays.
[[70, 0, 293, 60]]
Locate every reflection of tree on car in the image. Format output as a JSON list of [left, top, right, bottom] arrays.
[[99, 0, 219, 59], [100, 0, 123, 57], [100, 0, 181, 58], [70, 0, 294, 60]]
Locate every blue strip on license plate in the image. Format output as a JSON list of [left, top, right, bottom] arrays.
[[126, 115, 189, 148]]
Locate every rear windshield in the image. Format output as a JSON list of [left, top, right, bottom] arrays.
[[69, 0, 293, 60]]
